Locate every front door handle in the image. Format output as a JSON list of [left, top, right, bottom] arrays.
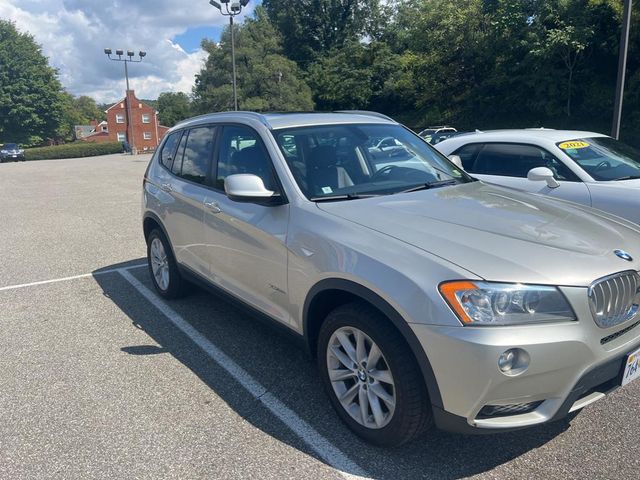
[[160, 182, 173, 193], [204, 201, 222, 214]]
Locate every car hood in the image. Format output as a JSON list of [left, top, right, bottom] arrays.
[[317, 182, 640, 286]]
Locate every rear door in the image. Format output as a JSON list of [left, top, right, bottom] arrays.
[[203, 124, 291, 325], [456, 143, 592, 205], [161, 125, 217, 278]]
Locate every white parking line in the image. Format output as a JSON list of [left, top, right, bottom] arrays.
[[117, 268, 372, 480], [0, 264, 146, 292]]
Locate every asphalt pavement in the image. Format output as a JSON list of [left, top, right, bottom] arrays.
[[0, 154, 638, 479]]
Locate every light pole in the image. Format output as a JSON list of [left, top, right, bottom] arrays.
[[209, 0, 250, 111], [612, 0, 633, 140], [104, 48, 146, 152]]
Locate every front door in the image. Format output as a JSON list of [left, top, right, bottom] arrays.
[[203, 125, 291, 326]]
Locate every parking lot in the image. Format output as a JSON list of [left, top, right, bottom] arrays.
[[1, 153, 639, 479]]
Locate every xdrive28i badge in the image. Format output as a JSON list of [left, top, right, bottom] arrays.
[[615, 250, 634, 262]]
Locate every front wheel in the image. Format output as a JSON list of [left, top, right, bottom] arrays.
[[317, 302, 432, 446]]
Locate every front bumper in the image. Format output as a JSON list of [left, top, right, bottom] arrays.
[[411, 285, 640, 433]]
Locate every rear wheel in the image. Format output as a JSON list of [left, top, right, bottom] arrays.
[[317, 302, 432, 446], [147, 229, 188, 299]]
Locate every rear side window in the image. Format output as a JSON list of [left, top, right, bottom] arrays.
[[171, 132, 188, 176], [160, 131, 182, 170], [179, 126, 216, 185], [461, 143, 579, 181]]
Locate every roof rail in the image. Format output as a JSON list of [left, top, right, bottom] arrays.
[[333, 110, 396, 122], [173, 111, 272, 129]]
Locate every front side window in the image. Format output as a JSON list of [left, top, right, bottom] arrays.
[[160, 131, 182, 170], [216, 125, 274, 190], [116, 114, 125, 124], [177, 126, 215, 185], [558, 137, 640, 181], [273, 123, 469, 200], [461, 143, 578, 181], [142, 114, 151, 124]]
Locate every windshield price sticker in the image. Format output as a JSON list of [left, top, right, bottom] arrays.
[[559, 141, 590, 150]]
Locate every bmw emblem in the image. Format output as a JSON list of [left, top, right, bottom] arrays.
[[615, 250, 633, 262]]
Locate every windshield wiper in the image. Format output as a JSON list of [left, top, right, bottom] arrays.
[[310, 193, 381, 202], [613, 175, 640, 181], [396, 179, 459, 194]]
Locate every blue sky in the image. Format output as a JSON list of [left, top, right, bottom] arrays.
[[173, 25, 224, 53], [1, 0, 259, 102]]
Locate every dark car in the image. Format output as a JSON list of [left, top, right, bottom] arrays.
[[0, 143, 25, 162]]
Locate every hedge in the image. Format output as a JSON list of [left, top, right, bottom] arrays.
[[24, 142, 124, 161]]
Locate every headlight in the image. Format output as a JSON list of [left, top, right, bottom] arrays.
[[439, 281, 575, 326], [0, 150, 7, 154]]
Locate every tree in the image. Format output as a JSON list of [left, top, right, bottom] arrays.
[[307, 41, 400, 112], [262, 0, 384, 66], [157, 92, 192, 127], [193, 7, 313, 113], [55, 94, 105, 141], [0, 21, 65, 145]]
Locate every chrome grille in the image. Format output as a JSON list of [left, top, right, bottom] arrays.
[[589, 271, 640, 328]]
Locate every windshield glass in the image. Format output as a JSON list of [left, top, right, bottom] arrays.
[[4, 144, 17, 150], [273, 124, 470, 200], [558, 137, 640, 181]]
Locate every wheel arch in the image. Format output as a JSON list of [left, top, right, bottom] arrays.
[[303, 278, 443, 409], [143, 212, 177, 259]]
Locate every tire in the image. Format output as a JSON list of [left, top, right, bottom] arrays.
[[146, 228, 189, 299], [317, 302, 433, 447]]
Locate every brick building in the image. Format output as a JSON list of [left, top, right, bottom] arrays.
[[83, 90, 169, 152]]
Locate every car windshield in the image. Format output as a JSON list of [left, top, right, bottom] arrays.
[[4, 143, 17, 150], [273, 123, 471, 200], [558, 137, 640, 181]]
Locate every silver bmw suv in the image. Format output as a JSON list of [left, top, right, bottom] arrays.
[[142, 111, 640, 446]]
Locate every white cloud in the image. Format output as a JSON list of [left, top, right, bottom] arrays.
[[0, 0, 255, 103]]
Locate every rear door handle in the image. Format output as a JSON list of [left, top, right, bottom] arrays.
[[204, 201, 222, 214], [160, 183, 173, 193]]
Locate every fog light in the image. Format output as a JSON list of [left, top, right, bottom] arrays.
[[498, 348, 530, 376]]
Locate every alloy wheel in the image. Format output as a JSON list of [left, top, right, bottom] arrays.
[[150, 237, 170, 291], [326, 326, 396, 429]]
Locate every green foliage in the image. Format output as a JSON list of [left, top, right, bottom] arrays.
[[0, 20, 66, 145], [56, 93, 105, 142], [262, 0, 385, 66], [157, 92, 192, 126], [193, 7, 313, 113], [24, 141, 123, 161]]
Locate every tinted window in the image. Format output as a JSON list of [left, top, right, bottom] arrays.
[[453, 143, 482, 170], [160, 131, 182, 170], [177, 126, 215, 184], [468, 143, 578, 181], [216, 126, 274, 190], [171, 131, 188, 176]]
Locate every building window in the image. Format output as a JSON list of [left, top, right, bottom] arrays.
[[102, 126, 108, 132], [143, 132, 152, 140], [116, 114, 125, 124], [142, 114, 151, 124], [117, 132, 126, 142]]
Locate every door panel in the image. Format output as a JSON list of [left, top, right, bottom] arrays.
[[162, 126, 216, 278], [204, 125, 291, 325]]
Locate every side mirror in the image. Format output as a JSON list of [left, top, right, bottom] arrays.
[[527, 167, 560, 188], [448, 154, 464, 170], [224, 174, 284, 205]]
